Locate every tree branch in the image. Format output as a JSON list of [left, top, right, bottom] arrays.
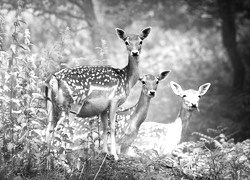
[[33, 8, 84, 20]]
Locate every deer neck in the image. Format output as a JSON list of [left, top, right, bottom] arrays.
[[133, 91, 151, 130], [123, 55, 140, 90], [178, 106, 193, 142]]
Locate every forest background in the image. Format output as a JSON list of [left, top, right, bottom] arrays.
[[0, 0, 250, 146]]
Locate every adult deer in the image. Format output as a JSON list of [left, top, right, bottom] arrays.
[[45, 27, 152, 160], [115, 71, 171, 154], [128, 81, 211, 155]]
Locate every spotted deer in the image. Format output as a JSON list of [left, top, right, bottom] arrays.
[[45, 27, 152, 160], [127, 81, 211, 155], [115, 71, 171, 154]]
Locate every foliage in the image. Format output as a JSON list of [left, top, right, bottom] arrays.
[[0, 7, 49, 178], [170, 136, 250, 179]]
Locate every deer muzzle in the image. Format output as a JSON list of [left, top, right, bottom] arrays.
[[131, 50, 139, 56]]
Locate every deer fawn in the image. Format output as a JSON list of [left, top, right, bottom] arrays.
[[128, 81, 211, 155], [45, 27, 151, 160], [170, 81, 211, 143], [115, 71, 171, 154]]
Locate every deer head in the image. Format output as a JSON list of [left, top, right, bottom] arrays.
[[139, 71, 171, 98], [170, 81, 211, 111], [116, 27, 151, 57]]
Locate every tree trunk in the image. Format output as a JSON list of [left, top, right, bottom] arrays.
[[81, 0, 104, 61], [217, 0, 245, 90], [68, 0, 104, 61]]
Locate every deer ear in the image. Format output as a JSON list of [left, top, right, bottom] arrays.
[[158, 70, 171, 81], [139, 27, 152, 40], [170, 81, 183, 96], [115, 28, 127, 40], [198, 83, 211, 96]]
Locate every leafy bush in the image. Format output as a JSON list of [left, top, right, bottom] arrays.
[[0, 8, 56, 178]]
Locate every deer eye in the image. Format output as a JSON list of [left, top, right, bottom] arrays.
[[198, 95, 201, 98], [125, 41, 129, 46], [182, 94, 187, 98], [139, 40, 142, 45], [156, 80, 159, 84], [141, 81, 146, 85]]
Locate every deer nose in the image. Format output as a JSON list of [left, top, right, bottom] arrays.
[[191, 103, 197, 108], [131, 50, 139, 56], [149, 90, 156, 97]]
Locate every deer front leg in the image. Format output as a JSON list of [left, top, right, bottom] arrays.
[[109, 101, 119, 160], [100, 111, 109, 154]]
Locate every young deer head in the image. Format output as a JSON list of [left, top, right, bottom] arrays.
[[116, 71, 171, 154], [45, 27, 152, 160], [170, 81, 211, 142], [139, 71, 169, 97], [170, 81, 211, 112]]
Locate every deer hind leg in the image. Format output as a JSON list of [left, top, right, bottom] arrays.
[[46, 96, 55, 144], [54, 106, 72, 149], [54, 107, 70, 133], [54, 91, 74, 148], [46, 76, 73, 144], [100, 111, 109, 154], [45, 76, 60, 144]]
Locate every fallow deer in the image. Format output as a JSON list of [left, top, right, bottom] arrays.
[[45, 27, 152, 160], [115, 71, 171, 154], [170, 81, 211, 143], [128, 81, 211, 155]]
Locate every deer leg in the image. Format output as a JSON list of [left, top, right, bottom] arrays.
[[100, 111, 109, 154], [46, 119, 55, 145], [55, 109, 66, 131], [46, 89, 57, 144], [109, 101, 119, 160]]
